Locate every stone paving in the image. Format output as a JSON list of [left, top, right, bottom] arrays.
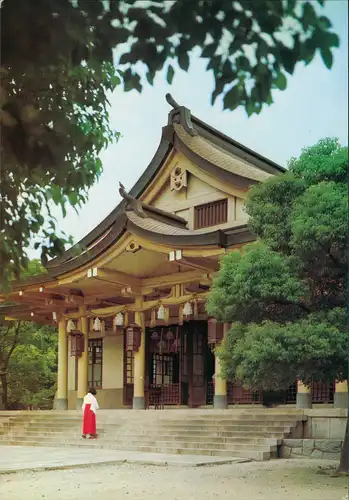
[[0, 445, 249, 474]]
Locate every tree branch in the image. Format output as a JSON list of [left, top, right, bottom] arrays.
[[273, 298, 311, 313], [4, 321, 21, 368]]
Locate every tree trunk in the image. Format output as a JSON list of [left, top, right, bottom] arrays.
[[0, 373, 8, 409]]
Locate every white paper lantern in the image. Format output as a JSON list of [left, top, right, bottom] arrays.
[[157, 304, 165, 320], [183, 301, 193, 317], [67, 319, 75, 333], [93, 317, 101, 331], [114, 312, 124, 327]]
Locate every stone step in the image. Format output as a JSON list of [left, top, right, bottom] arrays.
[[4, 417, 300, 428], [0, 431, 282, 446], [2, 437, 277, 456], [0, 427, 289, 439], [1, 440, 271, 461], [1, 420, 294, 431]]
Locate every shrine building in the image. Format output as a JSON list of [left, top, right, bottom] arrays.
[[1, 94, 344, 411]]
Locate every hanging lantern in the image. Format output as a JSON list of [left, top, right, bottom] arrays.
[[166, 329, 174, 341], [157, 329, 165, 353], [157, 304, 165, 320], [70, 331, 85, 357], [67, 319, 75, 333], [126, 323, 142, 351], [114, 312, 124, 328], [183, 301, 193, 317], [93, 317, 101, 331], [208, 317, 224, 345], [150, 330, 159, 341], [52, 312, 57, 322]]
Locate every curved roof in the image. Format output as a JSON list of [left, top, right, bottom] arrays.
[[41, 94, 284, 276]]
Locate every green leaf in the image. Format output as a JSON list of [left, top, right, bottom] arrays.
[[320, 47, 333, 69], [318, 16, 332, 30], [110, 74, 121, 88], [281, 48, 297, 75], [302, 2, 317, 31], [178, 52, 189, 72], [201, 43, 216, 58], [274, 71, 287, 91], [223, 85, 240, 110], [326, 32, 340, 48], [166, 64, 175, 84], [146, 71, 155, 85]]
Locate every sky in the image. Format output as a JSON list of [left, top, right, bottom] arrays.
[[29, 0, 348, 257]]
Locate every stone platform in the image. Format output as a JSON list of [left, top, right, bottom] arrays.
[[0, 445, 249, 474]]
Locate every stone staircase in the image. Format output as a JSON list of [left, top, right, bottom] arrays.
[[0, 409, 306, 461]]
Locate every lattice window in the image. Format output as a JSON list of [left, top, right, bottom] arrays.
[[88, 339, 103, 389], [152, 353, 173, 385], [194, 199, 228, 229]]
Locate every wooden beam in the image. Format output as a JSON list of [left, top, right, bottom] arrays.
[[64, 290, 208, 319], [87, 267, 140, 289], [142, 270, 207, 289], [177, 256, 219, 273]]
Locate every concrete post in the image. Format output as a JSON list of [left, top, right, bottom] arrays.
[[334, 381, 348, 408], [213, 323, 228, 409], [56, 318, 68, 410], [133, 299, 145, 409], [296, 381, 312, 409], [76, 308, 89, 409]]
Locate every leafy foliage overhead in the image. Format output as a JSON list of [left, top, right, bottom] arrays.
[[207, 138, 348, 389], [0, 0, 340, 291], [0, 261, 57, 409]]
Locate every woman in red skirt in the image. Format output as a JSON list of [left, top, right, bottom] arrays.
[[82, 388, 99, 439]]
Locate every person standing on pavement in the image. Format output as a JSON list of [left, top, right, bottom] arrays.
[[82, 388, 99, 439]]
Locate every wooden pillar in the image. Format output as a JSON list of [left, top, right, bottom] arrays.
[[133, 298, 145, 409], [56, 317, 68, 410], [334, 381, 348, 408], [296, 380, 312, 409], [76, 307, 89, 409], [213, 323, 228, 409]]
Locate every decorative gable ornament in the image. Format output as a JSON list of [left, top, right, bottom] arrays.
[[170, 165, 187, 192]]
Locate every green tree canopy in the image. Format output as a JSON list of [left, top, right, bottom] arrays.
[[0, 0, 341, 291], [206, 137, 348, 471], [207, 137, 347, 385]]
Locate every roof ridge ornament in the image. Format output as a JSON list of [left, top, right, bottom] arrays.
[[165, 93, 198, 137], [119, 182, 147, 218]]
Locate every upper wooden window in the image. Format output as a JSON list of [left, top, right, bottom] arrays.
[[194, 199, 228, 229]]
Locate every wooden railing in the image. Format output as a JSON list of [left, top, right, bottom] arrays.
[[206, 381, 335, 405], [147, 383, 181, 408]]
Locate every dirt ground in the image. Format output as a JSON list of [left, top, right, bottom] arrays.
[[0, 458, 346, 500]]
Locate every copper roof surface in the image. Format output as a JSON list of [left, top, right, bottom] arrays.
[[174, 124, 272, 182]]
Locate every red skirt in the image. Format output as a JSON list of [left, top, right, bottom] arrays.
[[82, 403, 96, 435]]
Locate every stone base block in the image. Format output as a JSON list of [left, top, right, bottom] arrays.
[[334, 392, 348, 409], [296, 393, 312, 409], [76, 397, 83, 410], [214, 395, 228, 409], [55, 398, 68, 410], [133, 396, 145, 410]]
